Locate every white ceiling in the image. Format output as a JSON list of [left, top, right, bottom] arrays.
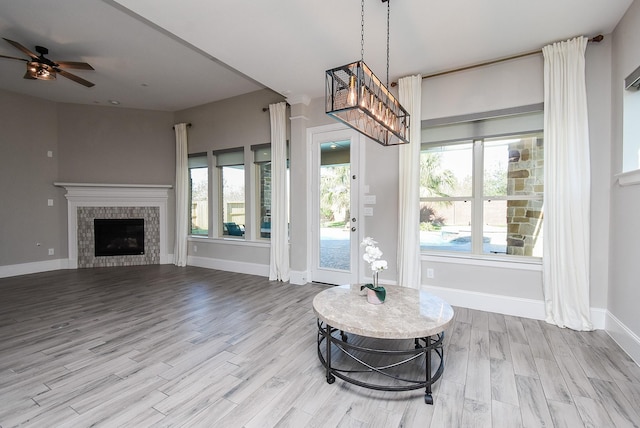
[[0, 0, 633, 112]]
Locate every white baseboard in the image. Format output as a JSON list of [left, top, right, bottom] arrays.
[[187, 257, 309, 285], [188, 255, 269, 277], [0, 259, 69, 278], [606, 312, 640, 366], [422, 285, 607, 330], [289, 270, 309, 285], [590, 308, 607, 331], [423, 285, 546, 320]]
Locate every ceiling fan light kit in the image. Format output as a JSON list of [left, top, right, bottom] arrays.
[[325, 0, 410, 146], [26, 61, 56, 80], [1, 38, 95, 87]]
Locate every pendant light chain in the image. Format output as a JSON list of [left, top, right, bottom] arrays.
[[386, 0, 390, 87], [360, 0, 365, 62]]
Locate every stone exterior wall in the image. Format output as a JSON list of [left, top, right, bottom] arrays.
[[260, 163, 272, 234], [77, 206, 160, 268], [506, 137, 544, 256]]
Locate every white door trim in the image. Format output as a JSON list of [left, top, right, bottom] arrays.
[[306, 123, 363, 285]]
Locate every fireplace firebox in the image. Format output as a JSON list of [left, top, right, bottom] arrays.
[[94, 218, 145, 257]]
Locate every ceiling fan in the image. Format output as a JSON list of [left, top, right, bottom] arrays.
[[0, 38, 95, 87]]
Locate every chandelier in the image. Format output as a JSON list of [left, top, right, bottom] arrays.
[[325, 0, 409, 146]]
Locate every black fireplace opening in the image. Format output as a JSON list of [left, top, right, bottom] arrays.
[[94, 218, 145, 257]]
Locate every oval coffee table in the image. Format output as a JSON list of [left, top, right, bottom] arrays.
[[312, 284, 454, 404]]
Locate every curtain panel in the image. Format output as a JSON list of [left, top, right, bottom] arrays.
[[269, 102, 290, 281], [542, 37, 593, 331], [397, 75, 422, 289], [173, 123, 189, 267]]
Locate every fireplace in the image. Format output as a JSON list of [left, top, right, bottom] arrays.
[[94, 218, 145, 257], [77, 206, 158, 267], [54, 183, 171, 269]]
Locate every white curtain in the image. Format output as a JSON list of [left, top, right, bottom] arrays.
[[542, 37, 593, 331], [173, 123, 189, 267], [397, 74, 422, 289], [269, 102, 290, 281]]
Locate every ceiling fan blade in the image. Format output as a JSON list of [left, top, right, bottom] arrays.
[[0, 54, 28, 62], [56, 60, 94, 70], [57, 69, 95, 87], [3, 38, 39, 60]]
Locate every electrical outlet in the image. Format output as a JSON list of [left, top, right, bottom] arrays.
[[47, 199, 54, 206], [426, 268, 434, 279], [47, 150, 53, 158], [193, 245, 198, 252], [48, 248, 54, 256]]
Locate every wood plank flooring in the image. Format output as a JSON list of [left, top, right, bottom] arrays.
[[0, 265, 639, 427]]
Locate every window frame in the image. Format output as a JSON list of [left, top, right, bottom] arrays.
[[253, 143, 272, 240], [251, 142, 290, 241], [214, 147, 246, 239], [419, 109, 544, 262], [188, 152, 209, 237]]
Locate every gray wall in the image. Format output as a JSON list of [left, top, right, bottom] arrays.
[[175, 89, 284, 153], [57, 103, 175, 184], [0, 90, 64, 265], [610, 0, 640, 348], [0, 92, 176, 269], [57, 103, 176, 257]]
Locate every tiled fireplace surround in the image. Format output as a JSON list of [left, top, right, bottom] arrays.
[[55, 183, 172, 269]]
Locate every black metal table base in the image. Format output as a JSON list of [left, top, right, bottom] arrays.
[[316, 319, 445, 404]]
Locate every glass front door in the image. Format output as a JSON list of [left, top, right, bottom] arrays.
[[311, 128, 360, 285]]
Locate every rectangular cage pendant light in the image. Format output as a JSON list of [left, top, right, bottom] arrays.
[[326, 60, 409, 146]]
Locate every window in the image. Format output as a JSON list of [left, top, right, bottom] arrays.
[[252, 143, 290, 239], [420, 142, 473, 252], [215, 148, 245, 238], [623, 64, 640, 172], [253, 144, 272, 239], [188, 153, 208, 236], [420, 110, 544, 258]]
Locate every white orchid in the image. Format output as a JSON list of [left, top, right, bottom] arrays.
[[360, 236, 387, 302], [363, 245, 382, 264], [370, 259, 388, 272], [361, 236, 378, 247], [360, 236, 388, 273]]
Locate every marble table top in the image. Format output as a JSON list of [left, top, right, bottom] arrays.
[[312, 284, 454, 339]]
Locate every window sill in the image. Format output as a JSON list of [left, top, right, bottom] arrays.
[[616, 169, 640, 187], [187, 236, 272, 248], [421, 252, 542, 271]]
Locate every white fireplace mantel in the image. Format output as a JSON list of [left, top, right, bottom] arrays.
[[54, 183, 173, 268]]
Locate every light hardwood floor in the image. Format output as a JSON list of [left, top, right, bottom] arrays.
[[0, 265, 639, 427]]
